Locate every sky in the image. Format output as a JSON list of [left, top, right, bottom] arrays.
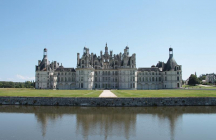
[[0, 0, 216, 82]]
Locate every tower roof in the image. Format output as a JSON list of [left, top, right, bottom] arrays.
[[164, 55, 178, 71]]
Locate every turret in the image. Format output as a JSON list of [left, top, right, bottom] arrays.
[[165, 48, 178, 71], [100, 51, 103, 58], [169, 47, 173, 58], [77, 53, 80, 66], [105, 43, 108, 54], [110, 50, 113, 56], [43, 48, 47, 58], [91, 53, 93, 66]]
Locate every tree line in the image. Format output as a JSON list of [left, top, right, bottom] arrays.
[[187, 74, 215, 86], [0, 81, 35, 88]]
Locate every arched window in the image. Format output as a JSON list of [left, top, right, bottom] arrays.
[[82, 60, 84, 64]]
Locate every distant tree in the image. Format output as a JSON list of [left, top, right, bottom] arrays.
[[198, 74, 206, 82], [182, 80, 185, 85], [188, 74, 199, 86]]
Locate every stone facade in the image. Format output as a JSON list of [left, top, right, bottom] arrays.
[[205, 73, 216, 84], [35, 44, 182, 90]]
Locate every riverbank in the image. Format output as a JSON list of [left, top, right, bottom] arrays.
[[0, 96, 216, 106]]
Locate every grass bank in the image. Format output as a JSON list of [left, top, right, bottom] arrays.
[[111, 90, 216, 97], [0, 88, 102, 97]]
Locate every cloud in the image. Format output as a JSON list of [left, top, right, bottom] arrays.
[[16, 74, 35, 81]]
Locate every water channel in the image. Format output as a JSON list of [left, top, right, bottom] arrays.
[[0, 105, 216, 140]]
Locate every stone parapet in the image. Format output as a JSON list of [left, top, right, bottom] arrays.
[[0, 97, 216, 106]]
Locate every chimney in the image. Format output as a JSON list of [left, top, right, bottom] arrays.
[[77, 53, 80, 66]]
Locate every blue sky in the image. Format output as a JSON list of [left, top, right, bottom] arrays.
[[0, 0, 216, 82]]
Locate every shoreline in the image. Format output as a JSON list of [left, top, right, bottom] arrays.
[[1, 96, 216, 106]]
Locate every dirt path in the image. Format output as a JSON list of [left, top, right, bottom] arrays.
[[99, 90, 117, 97]]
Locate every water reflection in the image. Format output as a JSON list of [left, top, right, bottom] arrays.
[[0, 106, 216, 140]]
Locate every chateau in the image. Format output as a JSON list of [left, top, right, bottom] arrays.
[[35, 44, 182, 90]]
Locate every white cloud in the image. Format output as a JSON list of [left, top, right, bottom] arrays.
[[16, 74, 34, 81]]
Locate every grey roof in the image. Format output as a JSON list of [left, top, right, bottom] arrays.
[[38, 56, 49, 71], [55, 68, 76, 72], [138, 67, 159, 71], [164, 55, 178, 71]]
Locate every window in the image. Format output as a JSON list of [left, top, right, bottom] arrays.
[[177, 77, 179, 81], [165, 77, 167, 81]]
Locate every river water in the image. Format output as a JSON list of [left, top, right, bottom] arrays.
[[0, 106, 216, 140]]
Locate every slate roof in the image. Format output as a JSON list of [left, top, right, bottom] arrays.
[[138, 67, 159, 71], [164, 55, 178, 71], [55, 67, 76, 72]]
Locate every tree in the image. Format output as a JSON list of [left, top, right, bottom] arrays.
[[188, 74, 199, 86], [198, 74, 206, 82]]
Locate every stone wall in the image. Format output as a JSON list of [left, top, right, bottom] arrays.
[[1, 97, 216, 106]]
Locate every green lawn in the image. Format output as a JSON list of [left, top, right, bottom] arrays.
[[182, 85, 216, 89], [111, 90, 216, 97], [0, 88, 103, 97]]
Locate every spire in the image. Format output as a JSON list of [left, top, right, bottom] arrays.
[[105, 42, 108, 54]]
